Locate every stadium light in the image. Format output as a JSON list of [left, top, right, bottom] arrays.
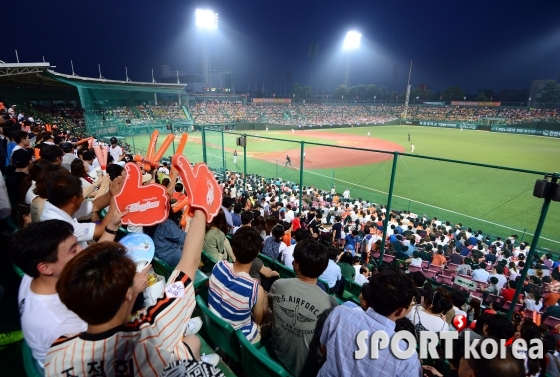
[[195, 9, 218, 30], [343, 31, 361, 87], [343, 31, 362, 50], [195, 9, 218, 89]]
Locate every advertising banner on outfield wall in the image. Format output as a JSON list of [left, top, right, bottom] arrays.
[[490, 126, 560, 138], [451, 101, 502, 106], [419, 121, 478, 130], [252, 98, 292, 103]]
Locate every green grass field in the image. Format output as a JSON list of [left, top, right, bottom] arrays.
[[127, 125, 560, 251]]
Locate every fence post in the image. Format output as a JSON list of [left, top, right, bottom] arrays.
[[299, 141, 305, 214], [379, 151, 399, 265], [131, 134, 136, 155], [507, 172, 559, 321], [221, 127, 226, 173], [201, 126, 207, 164], [243, 134, 247, 191]]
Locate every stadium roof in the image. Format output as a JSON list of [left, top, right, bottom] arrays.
[[0, 62, 186, 93]]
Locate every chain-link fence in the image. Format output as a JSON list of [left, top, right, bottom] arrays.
[[201, 127, 560, 253]]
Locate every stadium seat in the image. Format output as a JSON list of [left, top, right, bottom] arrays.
[[408, 265, 422, 273], [273, 261, 296, 279], [257, 253, 276, 269], [422, 270, 438, 279], [22, 340, 44, 377], [485, 294, 503, 305], [436, 275, 453, 286], [382, 254, 395, 264], [318, 279, 332, 294], [543, 316, 560, 328], [429, 265, 443, 274], [421, 261, 429, 269], [201, 250, 218, 274], [12, 263, 24, 279], [195, 295, 241, 363], [442, 269, 456, 277], [447, 263, 459, 271], [236, 332, 293, 377], [152, 256, 172, 281], [502, 301, 522, 313]]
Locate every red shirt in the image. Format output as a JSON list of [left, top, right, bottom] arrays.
[[292, 217, 301, 231], [502, 288, 516, 303]]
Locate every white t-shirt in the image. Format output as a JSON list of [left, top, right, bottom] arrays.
[[407, 305, 450, 332], [410, 257, 423, 267], [280, 244, 296, 269], [471, 269, 490, 283], [25, 181, 37, 204], [18, 275, 87, 366], [158, 167, 170, 175], [41, 201, 95, 249], [524, 298, 543, 312], [354, 273, 368, 286], [489, 273, 508, 289], [109, 145, 123, 162]]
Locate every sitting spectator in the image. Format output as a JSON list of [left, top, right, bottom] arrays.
[[262, 223, 287, 260], [5, 148, 32, 204], [501, 280, 522, 304], [144, 207, 187, 268], [489, 265, 507, 288], [337, 252, 356, 282], [457, 256, 472, 275], [448, 246, 463, 265], [209, 227, 268, 344], [44, 210, 219, 375], [457, 344, 525, 377], [407, 286, 452, 334], [471, 262, 490, 282], [354, 265, 370, 286], [406, 251, 423, 267], [318, 269, 420, 376], [279, 228, 309, 269], [268, 239, 338, 376], [431, 248, 446, 267], [524, 292, 543, 312], [318, 247, 344, 294], [352, 255, 362, 276], [203, 209, 234, 262]]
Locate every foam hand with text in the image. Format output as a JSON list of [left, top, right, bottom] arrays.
[[114, 163, 170, 227], [172, 154, 222, 223]]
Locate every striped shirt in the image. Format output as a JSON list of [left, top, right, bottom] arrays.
[[44, 270, 195, 377], [208, 261, 259, 341]]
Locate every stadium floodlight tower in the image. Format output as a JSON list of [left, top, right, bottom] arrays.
[[343, 31, 361, 87], [195, 9, 218, 89]]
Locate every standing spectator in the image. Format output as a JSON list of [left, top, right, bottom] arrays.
[[318, 270, 420, 377], [331, 216, 343, 245], [108, 137, 123, 162], [269, 239, 337, 376]]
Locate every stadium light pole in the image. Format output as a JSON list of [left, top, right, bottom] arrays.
[[343, 31, 361, 87], [196, 9, 218, 89]]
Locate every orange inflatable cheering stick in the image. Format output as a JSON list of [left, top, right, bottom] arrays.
[[172, 154, 222, 223], [145, 130, 159, 171], [93, 145, 109, 170], [176, 133, 188, 155], [133, 155, 159, 169]]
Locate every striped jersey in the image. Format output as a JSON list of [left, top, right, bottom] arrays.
[[44, 270, 195, 377], [208, 261, 259, 341]]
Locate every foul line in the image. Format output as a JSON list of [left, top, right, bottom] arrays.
[[201, 143, 559, 246]]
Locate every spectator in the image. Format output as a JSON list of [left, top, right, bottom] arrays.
[[5, 148, 32, 204], [318, 247, 344, 294], [431, 248, 446, 267], [203, 209, 234, 262], [209, 226, 269, 344], [45, 210, 219, 375], [39, 144, 63, 164], [489, 265, 507, 288], [318, 269, 420, 376], [457, 344, 525, 377], [407, 286, 452, 334], [262, 223, 287, 260], [268, 239, 337, 376], [406, 251, 423, 267], [354, 265, 370, 286], [471, 262, 490, 282], [337, 252, 356, 282], [279, 228, 309, 269]]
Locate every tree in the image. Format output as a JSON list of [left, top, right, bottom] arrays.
[[333, 85, 349, 99], [292, 83, 312, 99], [379, 86, 387, 100], [540, 81, 560, 106], [477, 92, 488, 101], [366, 84, 377, 99], [356, 84, 367, 99], [441, 86, 465, 101]]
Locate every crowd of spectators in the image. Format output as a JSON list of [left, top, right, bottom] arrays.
[[1, 101, 560, 377], [188, 102, 560, 126]]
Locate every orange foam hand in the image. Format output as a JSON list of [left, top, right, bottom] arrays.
[[114, 163, 170, 227], [172, 154, 222, 223]]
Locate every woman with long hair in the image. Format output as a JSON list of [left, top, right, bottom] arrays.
[[407, 286, 452, 338], [203, 208, 234, 262]]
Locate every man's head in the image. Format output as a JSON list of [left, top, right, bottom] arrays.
[[458, 345, 525, 377], [410, 271, 426, 288], [40, 144, 64, 164], [13, 130, 30, 147], [365, 270, 416, 319], [231, 226, 262, 264], [240, 210, 253, 225], [293, 239, 328, 278], [61, 142, 74, 154], [11, 220, 79, 278], [47, 174, 84, 210], [483, 314, 515, 340], [110, 137, 118, 146], [359, 265, 369, 276], [57, 242, 136, 325], [12, 148, 33, 169]]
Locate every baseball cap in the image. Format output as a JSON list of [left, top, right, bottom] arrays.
[[346, 244, 355, 251]]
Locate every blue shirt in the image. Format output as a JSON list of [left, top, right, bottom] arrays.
[[319, 260, 342, 288], [344, 234, 357, 249], [318, 306, 422, 377], [153, 219, 186, 268], [231, 212, 241, 227]]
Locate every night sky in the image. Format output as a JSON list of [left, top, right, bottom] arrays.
[[7, 0, 560, 95]]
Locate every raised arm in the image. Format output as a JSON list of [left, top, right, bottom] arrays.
[[175, 210, 206, 280]]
